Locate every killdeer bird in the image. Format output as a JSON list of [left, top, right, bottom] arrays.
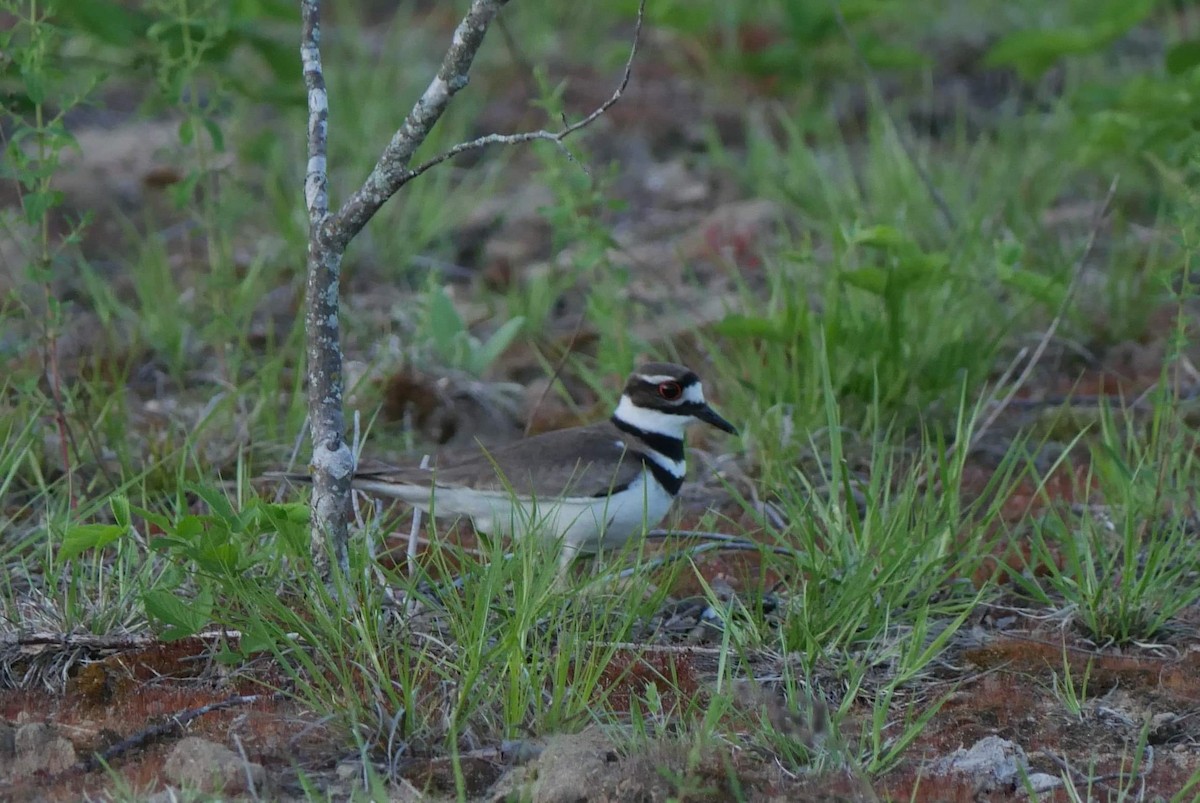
[[281, 363, 737, 571]]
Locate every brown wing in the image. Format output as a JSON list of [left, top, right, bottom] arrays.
[[353, 422, 646, 499]]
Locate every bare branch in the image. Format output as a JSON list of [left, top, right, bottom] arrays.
[[403, 0, 646, 186], [831, 2, 956, 232], [78, 694, 274, 772], [327, 0, 512, 248], [969, 178, 1119, 450]]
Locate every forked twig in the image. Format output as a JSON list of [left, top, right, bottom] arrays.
[[401, 0, 647, 185], [524, 312, 589, 436], [919, 177, 1119, 492], [831, 2, 956, 232], [79, 693, 276, 772], [971, 179, 1119, 446]]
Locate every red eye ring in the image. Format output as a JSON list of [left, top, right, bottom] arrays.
[[658, 381, 682, 400]]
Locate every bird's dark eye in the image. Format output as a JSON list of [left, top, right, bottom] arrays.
[[658, 381, 683, 400]]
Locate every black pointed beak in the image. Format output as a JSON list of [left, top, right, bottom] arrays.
[[697, 404, 738, 435]]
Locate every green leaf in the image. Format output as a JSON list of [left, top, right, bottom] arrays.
[[997, 264, 1067, 309], [252, 502, 310, 558], [237, 619, 280, 655], [59, 524, 127, 561], [984, 0, 1154, 80], [186, 483, 237, 526], [201, 118, 225, 153], [110, 496, 131, 528], [174, 515, 208, 538], [428, 288, 465, 358], [143, 587, 212, 641], [712, 314, 789, 343], [840, 267, 890, 297], [129, 505, 171, 533], [23, 189, 64, 225], [59, 0, 151, 47], [847, 224, 912, 253], [471, 317, 525, 375], [1166, 41, 1200, 76]]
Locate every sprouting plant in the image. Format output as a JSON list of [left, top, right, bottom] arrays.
[[424, 283, 525, 377]]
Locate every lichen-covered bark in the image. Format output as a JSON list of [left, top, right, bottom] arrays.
[[301, 0, 353, 576]]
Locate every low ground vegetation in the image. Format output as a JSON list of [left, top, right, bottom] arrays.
[[2, 0, 1200, 799]]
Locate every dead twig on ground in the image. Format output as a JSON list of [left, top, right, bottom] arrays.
[[78, 693, 277, 772]]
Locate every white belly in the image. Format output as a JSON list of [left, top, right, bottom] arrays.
[[410, 469, 675, 555]]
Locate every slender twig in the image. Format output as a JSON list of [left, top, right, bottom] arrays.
[[413, 5, 643, 183], [831, 2, 956, 232], [78, 693, 274, 772], [326, 0, 515, 248], [405, 455, 431, 616], [1, 630, 238, 651], [524, 313, 588, 436], [356, 0, 647, 208], [970, 180, 1119, 448], [274, 414, 310, 503], [41, 294, 75, 508]]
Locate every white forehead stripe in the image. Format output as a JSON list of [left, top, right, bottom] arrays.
[[635, 375, 706, 403]]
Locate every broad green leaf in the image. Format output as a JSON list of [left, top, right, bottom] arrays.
[[997, 264, 1066, 309], [840, 267, 889, 297], [59, 524, 127, 561], [202, 118, 225, 153], [110, 496, 131, 528], [848, 224, 912, 253], [59, 0, 150, 47], [23, 190, 64, 226], [428, 288, 465, 358], [1166, 41, 1200, 76], [252, 502, 310, 557], [143, 587, 212, 641], [189, 538, 242, 574], [471, 316, 525, 375], [712, 314, 788, 342], [129, 505, 171, 532], [174, 515, 208, 538], [984, 0, 1154, 80], [186, 483, 237, 525]]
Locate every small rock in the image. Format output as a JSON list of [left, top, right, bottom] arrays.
[[529, 728, 619, 803], [335, 758, 361, 782], [932, 735, 1027, 791], [642, 161, 709, 206], [1023, 772, 1062, 794], [163, 736, 264, 795], [10, 722, 77, 777]]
